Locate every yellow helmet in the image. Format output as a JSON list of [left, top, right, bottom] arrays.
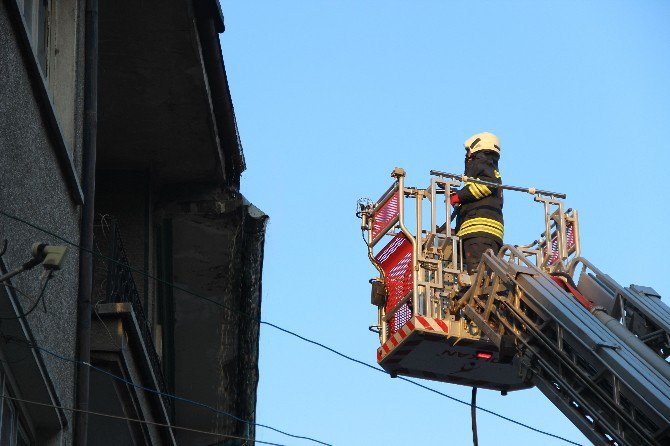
[[464, 132, 500, 155]]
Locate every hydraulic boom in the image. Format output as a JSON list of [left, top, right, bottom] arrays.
[[358, 168, 670, 446]]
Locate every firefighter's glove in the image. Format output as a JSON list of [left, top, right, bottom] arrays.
[[450, 193, 460, 206]]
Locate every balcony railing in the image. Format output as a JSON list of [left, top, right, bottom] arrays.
[[94, 217, 172, 415]]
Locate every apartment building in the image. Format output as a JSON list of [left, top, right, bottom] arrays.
[[0, 0, 266, 444]]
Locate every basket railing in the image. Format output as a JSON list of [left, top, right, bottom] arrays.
[[361, 168, 580, 345]]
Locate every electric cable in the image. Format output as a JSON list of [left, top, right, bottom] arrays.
[[0, 210, 247, 317], [0, 214, 331, 444], [0, 394, 287, 446], [471, 387, 478, 446], [0, 270, 53, 320], [397, 377, 582, 445], [0, 334, 330, 446], [1, 280, 35, 302], [265, 323, 584, 446], [0, 209, 584, 446]]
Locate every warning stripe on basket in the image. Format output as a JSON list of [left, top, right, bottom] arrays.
[[377, 316, 449, 362], [416, 315, 450, 333]]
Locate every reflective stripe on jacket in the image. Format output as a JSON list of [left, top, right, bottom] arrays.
[[454, 150, 504, 243], [456, 217, 503, 240]]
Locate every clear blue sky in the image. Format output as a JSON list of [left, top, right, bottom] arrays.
[[221, 2, 670, 445]]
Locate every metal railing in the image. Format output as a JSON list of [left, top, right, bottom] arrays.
[[95, 218, 172, 415], [359, 168, 579, 345]]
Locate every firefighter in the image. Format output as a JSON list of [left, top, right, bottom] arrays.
[[450, 132, 504, 274]]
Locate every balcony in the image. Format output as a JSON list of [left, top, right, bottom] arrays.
[[90, 218, 176, 445]]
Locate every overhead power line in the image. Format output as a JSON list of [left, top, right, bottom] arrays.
[[0, 332, 330, 446], [0, 210, 247, 317], [0, 270, 53, 320], [264, 323, 584, 446], [0, 214, 329, 445], [397, 378, 582, 445], [0, 394, 288, 446], [0, 209, 584, 446]]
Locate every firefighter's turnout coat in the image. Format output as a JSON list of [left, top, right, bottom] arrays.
[[454, 150, 504, 243]]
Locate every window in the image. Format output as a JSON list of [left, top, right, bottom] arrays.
[[15, 0, 50, 77], [0, 388, 15, 446], [0, 379, 31, 445]]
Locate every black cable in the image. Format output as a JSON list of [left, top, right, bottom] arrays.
[[264, 323, 584, 446], [471, 387, 478, 446], [0, 394, 288, 446], [0, 209, 584, 446], [0, 351, 30, 365], [0, 334, 330, 446], [0, 210, 249, 318], [1, 281, 34, 301], [0, 270, 53, 320], [398, 378, 583, 446]]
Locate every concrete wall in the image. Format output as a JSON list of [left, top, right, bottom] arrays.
[[0, 1, 84, 444]]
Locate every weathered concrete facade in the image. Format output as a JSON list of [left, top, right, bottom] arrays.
[[0, 0, 85, 443], [1, 0, 266, 444]]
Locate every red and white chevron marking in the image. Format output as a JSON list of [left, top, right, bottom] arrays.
[[377, 316, 450, 362]]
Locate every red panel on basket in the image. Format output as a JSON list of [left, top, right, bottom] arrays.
[[546, 221, 575, 266], [546, 236, 559, 266], [372, 192, 399, 241], [566, 222, 575, 250], [375, 234, 413, 334]]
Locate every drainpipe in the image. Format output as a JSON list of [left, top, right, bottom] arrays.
[[73, 0, 98, 443]]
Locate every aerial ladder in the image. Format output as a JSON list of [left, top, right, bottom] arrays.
[[357, 168, 670, 446]]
